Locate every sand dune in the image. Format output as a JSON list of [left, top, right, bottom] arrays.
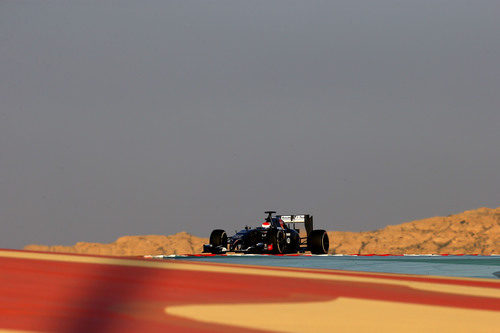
[[25, 206, 499, 255]]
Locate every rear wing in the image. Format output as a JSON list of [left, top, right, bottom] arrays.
[[277, 214, 313, 236]]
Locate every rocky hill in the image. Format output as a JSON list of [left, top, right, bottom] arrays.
[[25, 206, 500, 255], [328, 207, 500, 255], [25, 232, 207, 256]]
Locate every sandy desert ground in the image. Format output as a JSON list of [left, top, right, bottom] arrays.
[[25, 206, 500, 255]]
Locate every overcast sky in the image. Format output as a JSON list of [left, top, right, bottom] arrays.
[[1, 1, 499, 248]]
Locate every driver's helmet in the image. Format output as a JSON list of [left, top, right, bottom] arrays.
[[261, 221, 271, 228]]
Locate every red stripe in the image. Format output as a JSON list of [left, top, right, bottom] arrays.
[[1, 251, 498, 332]]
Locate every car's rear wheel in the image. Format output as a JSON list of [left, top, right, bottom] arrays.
[[209, 229, 227, 248], [269, 229, 286, 254], [308, 230, 329, 254]]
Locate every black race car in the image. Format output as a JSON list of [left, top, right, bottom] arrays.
[[203, 211, 329, 255]]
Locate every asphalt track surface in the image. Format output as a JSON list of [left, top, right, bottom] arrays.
[[1, 250, 499, 332], [154, 254, 500, 279]]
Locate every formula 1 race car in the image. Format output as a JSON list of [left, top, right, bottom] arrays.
[[203, 211, 329, 255]]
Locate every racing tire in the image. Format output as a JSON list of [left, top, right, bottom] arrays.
[[269, 229, 286, 254], [308, 230, 329, 254], [209, 229, 227, 248]]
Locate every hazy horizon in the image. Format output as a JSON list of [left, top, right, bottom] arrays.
[[1, 1, 499, 248]]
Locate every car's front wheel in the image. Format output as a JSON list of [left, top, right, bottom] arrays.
[[209, 229, 227, 248], [268, 229, 286, 254]]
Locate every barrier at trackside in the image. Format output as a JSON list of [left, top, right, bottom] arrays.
[[144, 253, 500, 259]]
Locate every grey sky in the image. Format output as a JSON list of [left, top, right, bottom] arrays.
[[1, 1, 499, 249]]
